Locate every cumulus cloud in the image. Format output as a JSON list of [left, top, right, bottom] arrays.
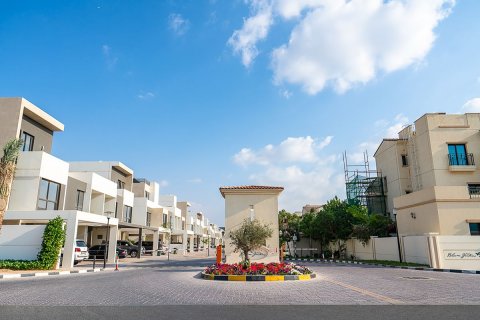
[[227, 0, 273, 67], [230, 0, 455, 94], [233, 135, 333, 167], [169, 13, 190, 36], [232, 135, 341, 211], [462, 98, 480, 113]]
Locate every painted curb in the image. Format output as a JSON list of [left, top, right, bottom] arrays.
[[0, 267, 116, 280], [285, 258, 480, 275], [201, 272, 316, 281]]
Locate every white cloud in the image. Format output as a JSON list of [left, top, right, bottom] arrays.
[[102, 44, 118, 70], [188, 178, 203, 184], [137, 92, 155, 100], [462, 98, 480, 113], [158, 180, 169, 188], [233, 135, 342, 211], [230, 0, 455, 94], [227, 0, 273, 67], [233, 135, 333, 167], [280, 89, 292, 99], [169, 13, 190, 36]]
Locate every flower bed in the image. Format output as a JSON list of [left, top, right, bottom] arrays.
[[204, 262, 312, 276]]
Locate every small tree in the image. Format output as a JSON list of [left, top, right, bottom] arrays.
[[0, 139, 23, 231], [229, 219, 273, 264]]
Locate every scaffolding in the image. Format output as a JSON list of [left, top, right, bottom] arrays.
[[343, 151, 387, 215]]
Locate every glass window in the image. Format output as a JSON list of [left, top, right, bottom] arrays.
[[21, 131, 34, 151], [401, 154, 408, 166], [448, 144, 467, 165], [75, 190, 85, 211], [37, 179, 60, 210], [117, 180, 125, 189], [145, 191, 150, 199], [123, 205, 132, 223], [146, 212, 151, 227], [469, 223, 480, 236]]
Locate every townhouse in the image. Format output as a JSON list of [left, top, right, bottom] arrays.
[[0, 97, 223, 268], [374, 112, 480, 236]]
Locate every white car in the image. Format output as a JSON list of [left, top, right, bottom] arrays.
[[74, 239, 89, 264]]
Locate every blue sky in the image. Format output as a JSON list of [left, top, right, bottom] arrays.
[[1, 0, 479, 225]]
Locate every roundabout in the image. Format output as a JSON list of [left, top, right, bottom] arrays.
[[201, 262, 316, 281]]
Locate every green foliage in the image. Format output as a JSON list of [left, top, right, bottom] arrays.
[[0, 216, 65, 270], [278, 209, 300, 244], [229, 219, 273, 263], [0, 138, 23, 164]]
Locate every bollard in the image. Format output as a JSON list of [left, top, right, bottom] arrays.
[[93, 255, 96, 270], [114, 252, 119, 271]]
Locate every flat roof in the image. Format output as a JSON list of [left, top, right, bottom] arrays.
[[219, 185, 284, 198], [21, 97, 64, 132]]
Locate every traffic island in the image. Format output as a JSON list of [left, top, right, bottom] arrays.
[[201, 262, 316, 281]]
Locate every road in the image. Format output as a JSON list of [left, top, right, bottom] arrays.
[[0, 257, 479, 305]]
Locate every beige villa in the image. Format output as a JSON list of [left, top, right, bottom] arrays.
[[374, 112, 480, 237]]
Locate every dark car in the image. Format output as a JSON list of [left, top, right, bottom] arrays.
[[117, 240, 145, 258], [88, 245, 127, 259], [135, 241, 162, 255]]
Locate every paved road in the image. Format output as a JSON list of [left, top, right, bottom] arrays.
[[1, 257, 479, 305]]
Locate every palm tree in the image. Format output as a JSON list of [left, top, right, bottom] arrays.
[[0, 139, 23, 231]]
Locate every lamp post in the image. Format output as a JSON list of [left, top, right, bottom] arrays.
[[103, 212, 112, 269], [394, 213, 403, 263], [292, 234, 297, 258]]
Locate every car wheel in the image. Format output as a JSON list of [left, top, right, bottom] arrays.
[[130, 250, 138, 258]]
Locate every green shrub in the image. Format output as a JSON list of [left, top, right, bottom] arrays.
[[0, 216, 65, 270]]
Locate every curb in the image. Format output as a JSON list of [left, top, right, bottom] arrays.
[[200, 272, 316, 281], [285, 258, 480, 275], [0, 267, 116, 280]]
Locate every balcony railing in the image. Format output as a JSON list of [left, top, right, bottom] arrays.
[[448, 153, 475, 166], [469, 185, 480, 199]]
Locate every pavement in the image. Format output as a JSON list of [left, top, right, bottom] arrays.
[[1, 256, 480, 306]]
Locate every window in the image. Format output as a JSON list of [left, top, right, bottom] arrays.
[[123, 205, 132, 223], [146, 212, 152, 227], [145, 191, 150, 199], [75, 190, 85, 211], [468, 184, 480, 199], [117, 180, 125, 189], [115, 202, 118, 218], [469, 223, 480, 236], [401, 154, 408, 167], [21, 131, 34, 151], [162, 213, 168, 227], [448, 144, 471, 165], [37, 178, 60, 210]]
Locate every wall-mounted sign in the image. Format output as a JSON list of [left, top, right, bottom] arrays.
[[247, 246, 272, 261], [444, 250, 480, 260]]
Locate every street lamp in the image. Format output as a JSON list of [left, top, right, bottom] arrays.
[[292, 234, 298, 258], [104, 211, 112, 269]]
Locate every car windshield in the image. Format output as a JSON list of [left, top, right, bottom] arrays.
[[76, 240, 87, 247]]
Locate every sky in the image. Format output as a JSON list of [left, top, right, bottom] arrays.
[[1, 0, 479, 226]]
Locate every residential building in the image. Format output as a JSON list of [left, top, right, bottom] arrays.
[[302, 204, 323, 215], [374, 112, 480, 236], [220, 185, 283, 263]]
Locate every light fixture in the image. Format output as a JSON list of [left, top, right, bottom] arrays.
[[410, 212, 416, 219]]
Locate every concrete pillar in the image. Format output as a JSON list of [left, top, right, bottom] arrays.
[[152, 230, 159, 254], [182, 232, 188, 255], [138, 228, 143, 259], [107, 225, 118, 264], [189, 235, 194, 252], [62, 214, 79, 269]]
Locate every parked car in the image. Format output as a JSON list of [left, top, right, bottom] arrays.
[[60, 239, 89, 266], [135, 241, 167, 255], [88, 245, 127, 259], [117, 240, 145, 258]]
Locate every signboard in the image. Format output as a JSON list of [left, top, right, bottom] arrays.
[[444, 250, 480, 260]]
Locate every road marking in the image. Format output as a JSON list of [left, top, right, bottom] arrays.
[[323, 278, 404, 305]]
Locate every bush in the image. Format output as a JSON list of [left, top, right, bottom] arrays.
[[0, 216, 65, 270]]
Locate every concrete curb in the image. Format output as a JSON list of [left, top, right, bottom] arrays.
[[200, 272, 316, 281], [0, 267, 117, 280], [285, 258, 480, 275]]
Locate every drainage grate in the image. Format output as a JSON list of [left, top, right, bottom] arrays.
[[401, 276, 433, 280]]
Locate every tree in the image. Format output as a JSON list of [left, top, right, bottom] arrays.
[[0, 139, 23, 231], [229, 219, 273, 264]]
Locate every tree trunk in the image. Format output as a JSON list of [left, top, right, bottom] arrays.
[[0, 162, 16, 232]]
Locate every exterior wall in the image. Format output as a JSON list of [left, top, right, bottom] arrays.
[[64, 177, 87, 210], [402, 235, 430, 265], [20, 116, 54, 153], [223, 191, 281, 264], [0, 98, 23, 150], [8, 152, 69, 211], [0, 225, 46, 260], [434, 235, 480, 270]]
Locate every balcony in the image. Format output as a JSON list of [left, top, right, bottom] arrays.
[[448, 153, 476, 172], [469, 185, 480, 199]]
